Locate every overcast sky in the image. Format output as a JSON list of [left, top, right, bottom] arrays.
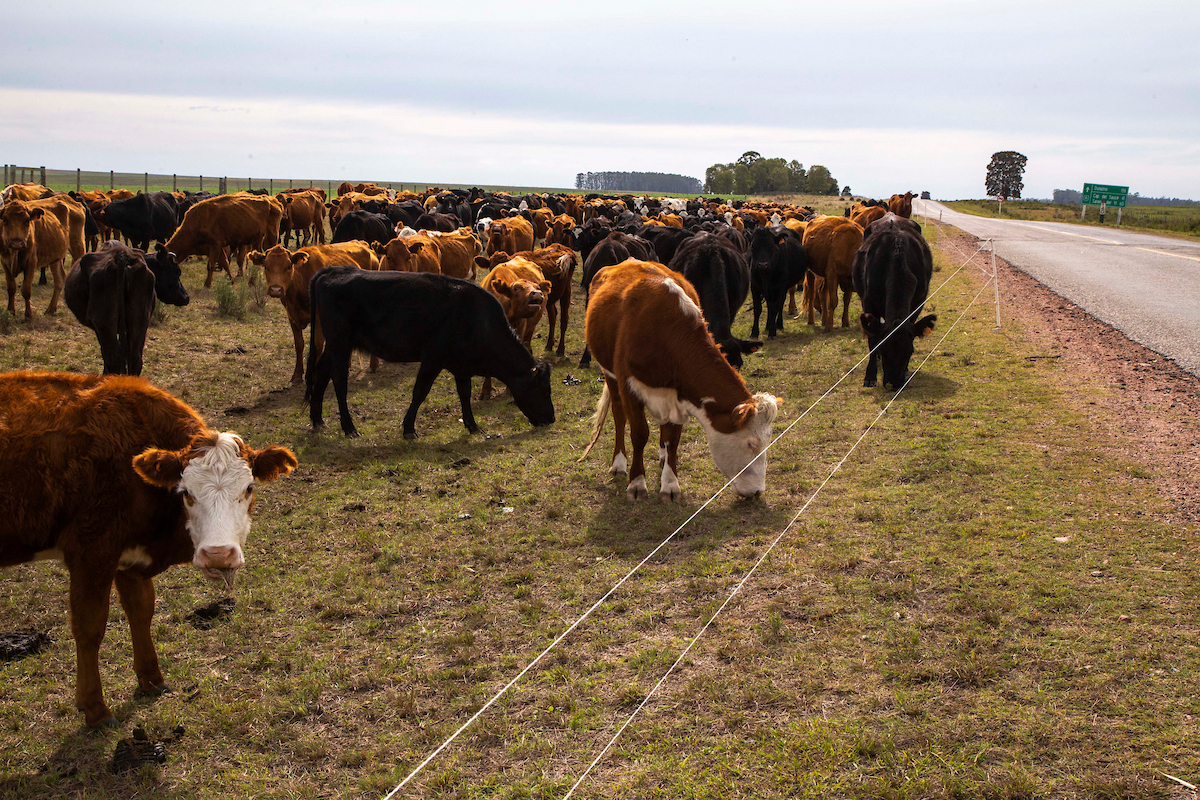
[[4, 0, 1197, 199]]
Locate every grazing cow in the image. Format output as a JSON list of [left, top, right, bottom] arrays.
[[165, 194, 283, 287], [746, 225, 807, 339], [580, 260, 779, 500], [486, 216, 535, 256], [852, 213, 937, 388], [0, 371, 296, 726], [668, 232, 758, 368], [331, 210, 394, 246], [0, 198, 70, 318], [888, 192, 917, 219], [306, 268, 556, 439], [248, 242, 378, 384], [802, 216, 863, 331], [65, 241, 191, 375], [93, 191, 181, 252]]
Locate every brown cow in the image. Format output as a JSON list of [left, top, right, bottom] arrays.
[[280, 190, 327, 247], [546, 213, 577, 248], [426, 228, 483, 281], [336, 181, 354, 197], [166, 194, 283, 287], [579, 260, 779, 501], [378, 234, 440, 274], [249, 241, 378, 383], [481, 244, 575, 357], [850, 204, 888, 230], [801, 216, 864, 331], [0, 199, 70, 318], [479, 257, 552, 400], [486, 216, 535, 256], [528, 207, 554, 245], [0, 371, 296, 726], [2, 183, 50, 202], [888, 192, 916, 218]]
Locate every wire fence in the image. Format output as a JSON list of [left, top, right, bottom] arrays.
[[1, 164, 575, 197]]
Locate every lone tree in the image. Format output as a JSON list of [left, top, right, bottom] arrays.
[[985, 151, 1027, 203]]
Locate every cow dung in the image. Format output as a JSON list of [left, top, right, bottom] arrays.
[[186, 598, 235, 630], [0, 630, 52, 663], [110, 726, 184, 774]]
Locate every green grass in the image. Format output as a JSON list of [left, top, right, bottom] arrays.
[[943, 199, 1200, 239], [0, 232, 1196, 799]]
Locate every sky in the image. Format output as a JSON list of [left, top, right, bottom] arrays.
[[3, 0, 1198, 200]]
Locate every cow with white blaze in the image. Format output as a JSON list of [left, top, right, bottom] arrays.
[[581, 260, 780, 500]]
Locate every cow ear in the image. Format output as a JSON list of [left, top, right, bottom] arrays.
[[133, 448, 185, 488], [860, 313, 881, 336], [291, 252, 309, 267], [29, 207, 46, 220], [776, 234, 787, 245], [731, 401, 757, 430], [539, 280, 552, 294], [491, 278, 512, 296], [474, 255, 490, 271], [913, 314, 937, 337], [408, 241, 425, 255], [248, 250, 265, 265], [248, 445, 298, 483]]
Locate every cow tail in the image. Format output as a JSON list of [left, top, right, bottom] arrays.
[[577, 381, 611, 462]]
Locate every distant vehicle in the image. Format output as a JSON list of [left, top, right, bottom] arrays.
[[920, 191, 931, 200]]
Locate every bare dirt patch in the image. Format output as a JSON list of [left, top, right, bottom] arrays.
[[937, 226, 1200, 524]]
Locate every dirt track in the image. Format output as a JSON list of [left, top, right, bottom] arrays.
[[937, 227, 1200, 525]]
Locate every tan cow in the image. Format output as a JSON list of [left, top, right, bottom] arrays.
[[801, 216, 864, 331], [486, 216, 535, 257], [249, 241, 379, 383], [378, 235, 440, 274], [0, 199, 70, 318], [166, 194, 283, 287], [888, 192, 916, 218], [480, 244, 575, 357], [479, 256, 551, 400]]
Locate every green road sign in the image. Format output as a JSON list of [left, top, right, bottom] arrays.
[[1082, 183, 1129, 207]]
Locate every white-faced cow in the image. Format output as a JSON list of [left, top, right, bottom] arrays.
[[581, 260, 779, 501], [0, 371, 297, 726]]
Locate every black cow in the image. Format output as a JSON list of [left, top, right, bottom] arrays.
[[852, 213, 937, 389], [637, 224, 694, 265], [577, 232, 655, 367], [306, 268, 556, 439], [747, 225, 807, 339], [413, 212, 459, 233], [668, 233, 758, 369], [331, 211, 394, 245], [94, 192, 181, 252], [570, 218, 613, 262], [64, 241, 190, 375]]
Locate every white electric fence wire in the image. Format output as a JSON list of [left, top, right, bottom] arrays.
[[382, 242, 989, 799], [563, 274, 999, 799]]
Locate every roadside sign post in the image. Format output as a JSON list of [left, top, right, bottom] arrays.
[[1081, 183, 1128, 225]]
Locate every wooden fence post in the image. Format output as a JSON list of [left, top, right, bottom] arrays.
[[40, 166, 46, 186], [110, 170, 114, 190], [76, 168, 81, 192], [200, 175, 204, 192], [144, 172, 148, 193], [173, 174, 177, 192]]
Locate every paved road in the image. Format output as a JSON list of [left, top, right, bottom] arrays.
[[914, 200, 1200, 377]]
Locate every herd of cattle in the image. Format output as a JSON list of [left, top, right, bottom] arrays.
[[0, 179, 936, 729]]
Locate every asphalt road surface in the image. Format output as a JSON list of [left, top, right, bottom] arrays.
[[914, 200, 1200, 377]]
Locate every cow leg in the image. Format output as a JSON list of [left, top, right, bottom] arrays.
[[290, 320, 306, 384], [749, 283, 763, 339], [113, 571, 169, 696], [402, 362, 442, 440], [658, 423, 683, 502], [864, 334, 880, 387], [822, 275, 839, 332], [20, 261, 35, 319], [332, 347, 360, 438], [556, 294, 569, 358], [788, 286, 798, 317], [545, 301, 558, 354], [841, 284, 853, 328], [454, 373, 481, 435], [308, 350, 331, 429], [804, 274, 818, 326], [479, 376, 494, 401], [620, 389, 650, 500], [605, 377, 629, 477], [45, 258, 65, 316], [67, 565, 117, 726], [5, 266, 17, 315]]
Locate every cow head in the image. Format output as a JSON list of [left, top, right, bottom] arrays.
[[133, 432, 297, 589], [0, 201, 45, 252], [489, 272, 548, 322], [511, 361, 556, 428], [697, 393, 780, 498], [249, 245, 298, 298], [861, 312, 937, 389], [146, 245, 190, 306]]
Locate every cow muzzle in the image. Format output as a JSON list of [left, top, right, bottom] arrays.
[[197, 545, 244, 590], [267, 285, 285, 298]]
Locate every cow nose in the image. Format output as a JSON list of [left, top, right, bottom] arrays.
[[198, 545, 243, 571], [267, 286, 284, 298]]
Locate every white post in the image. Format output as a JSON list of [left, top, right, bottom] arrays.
[[1081, 204, 1086, 221], [1117, 206, 1123, 226], [991, 239, 1001, 329]]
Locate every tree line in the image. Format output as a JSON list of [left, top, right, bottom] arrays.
[[574, 171, 703, 194], [703, 151, 842, 196]]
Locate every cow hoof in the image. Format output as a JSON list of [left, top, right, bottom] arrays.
[[83, 714, 118, 729], [863, 378, 877, 388], [290, 375, 304, 385], [403, 431, 418, 440], [626, 477, 648, 500], [343, 428, 360, 439], [659, 490, 682, 503]]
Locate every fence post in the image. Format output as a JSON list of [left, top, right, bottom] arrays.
[[110, 170, 114, 190], [40, 166, 46, 186], [200, 175, 204, 192], [173, 174, 177, 192], [270, 178, 273, 193], [76, 168, 80, 192], [991, 239, 1001, 329], [144, 172, 148, 193], [289, 179, 293, 190]]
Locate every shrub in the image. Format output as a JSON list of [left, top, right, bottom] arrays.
[[214, 277, 249, 320]]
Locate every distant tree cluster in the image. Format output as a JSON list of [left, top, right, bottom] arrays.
[[703, 151, 839, 196], [1053, 188, 1198, 207], [574, 171, 702, 194]]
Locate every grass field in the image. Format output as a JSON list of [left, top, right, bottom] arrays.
[[0, 231, 1196, 798], [943, 199, 1200, 239]]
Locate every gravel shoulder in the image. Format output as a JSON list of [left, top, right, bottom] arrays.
[[935, 226, 1200, 526]]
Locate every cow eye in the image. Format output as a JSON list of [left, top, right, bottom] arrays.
[[245, 485, 254, 496], [180, 488, 191, 499]]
